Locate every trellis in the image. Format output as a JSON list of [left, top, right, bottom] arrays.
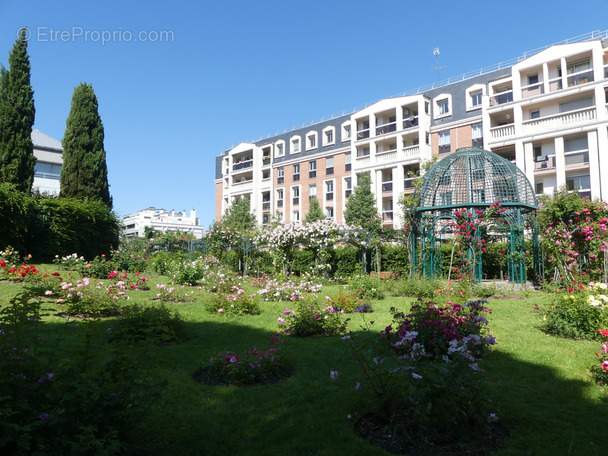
[[412, 147, 540, 284]]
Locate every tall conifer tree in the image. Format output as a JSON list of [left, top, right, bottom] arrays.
[[304, 197, 325, 224], [60, 83, 112, 208], [344, 173, 381, 233], [0, 27, 36, 193]]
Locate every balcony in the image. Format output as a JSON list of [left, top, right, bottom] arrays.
[[403, 116, 419, 129], [489, 124, 515, 141], [356, 128, 370, 140], [489, 90, 513, 106], [382, 211, 394, 223], [262, 156, 271, 167], [522, 107, 595, 136], [534, 155, 556, 171], [404, 177, 416, 191], [376, 147, 398, 163], [382, 182, 393, 193], [233, 159, 253, 171], [548, 77, 562, 92], [567, 69, 593, 87], [403, 145, 420, 159], [521, 82, 544, 98], [376, 121, 397, 136], [565, 151, 589, 168]]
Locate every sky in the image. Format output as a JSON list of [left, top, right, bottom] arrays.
[[1, 0, 607, 228]]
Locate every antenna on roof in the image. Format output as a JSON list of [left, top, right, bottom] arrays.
[[431, 47, 446, 83]]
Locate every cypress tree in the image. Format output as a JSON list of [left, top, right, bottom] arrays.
[[0, 27, 36, 193], [60, 83, 112, 208], [304, 197, 325, 223]]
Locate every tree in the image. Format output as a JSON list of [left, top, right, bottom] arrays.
[[60, 83, 112, 208], [221, 197, 257, 233], [304, 197, 325, 224], [344, 173, 381, 233], [0, 27, 36, 193]]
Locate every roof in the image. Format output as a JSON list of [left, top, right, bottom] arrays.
[[31, 129, 62, 151]]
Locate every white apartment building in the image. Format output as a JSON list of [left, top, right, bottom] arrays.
[[32, 129, 62, 195], [122, 207, 205, 238], [214, 31, 608, 229]]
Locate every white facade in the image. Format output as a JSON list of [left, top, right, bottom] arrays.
[[32, 129, 62, 195], [122, 207, 205, 238]]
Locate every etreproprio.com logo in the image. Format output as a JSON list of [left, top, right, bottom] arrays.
[[20, 26, 175, 45]]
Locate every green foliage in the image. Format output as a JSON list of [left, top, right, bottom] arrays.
[[330, 288, 372, 313], [348, 275, 384, 300], [543, 284, 608, 340], [0, 28, 36, 194], [380, 243, 409, 274], [206, 286, 261, 316], [0, 292, 151, 455], [343, 173, 381, 233], [388, 276, 444, 299], [278, 299, 348, 337], [192, 334, 292, 386], [330, 245, 359, 276], [60, 83, 112, 208], [304, 197, 325, 223], [0, 183, 32, 253], [220, 197, 257, 232], [27, 196, 119, 262], [110, 303, 186, 345]]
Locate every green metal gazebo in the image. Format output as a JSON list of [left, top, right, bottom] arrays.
[[411, 146, 540, 284]]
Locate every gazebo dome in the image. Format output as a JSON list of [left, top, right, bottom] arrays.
[[417, 147, 538, 212]]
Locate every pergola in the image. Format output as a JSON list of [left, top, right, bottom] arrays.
[[411, 147, 540, 284]]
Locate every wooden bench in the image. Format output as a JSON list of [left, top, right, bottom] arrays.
[[370, 271, 400, 280]]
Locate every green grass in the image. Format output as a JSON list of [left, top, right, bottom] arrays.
[[1, 270, 607, 455]]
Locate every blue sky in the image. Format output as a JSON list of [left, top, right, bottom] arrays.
[[1, 0, 607, 228]]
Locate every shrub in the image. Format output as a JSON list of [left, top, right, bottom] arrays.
[[256, 277, 322, 302], [592, 328, 608, 388], [56, 278, 130, 318], [192, 334, 293, 386], [330, 288, 372, 313], [388, 276, 443, 299], [155, 283, 199, 302], [544, 282, 608, 340], [206, 286, 261, 316], [348, 275, 384, 300], [111, 248, 148, 273], [109, 303, 186, 345], [278, 298, 348, 337]]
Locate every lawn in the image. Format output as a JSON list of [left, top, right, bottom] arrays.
[[1, 269, 607, 456]]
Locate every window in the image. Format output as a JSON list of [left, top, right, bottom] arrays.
[[292, 186, 300, 206], [292, 210, 300, 222], [325, 180, 334, 201], [306, 132, 317, 150], [277, 167, 284, 184], [440, 192, 452, 206], [309, 160, 317, 178], [325, 206, 334, 220], [276, 189, 284, 208], [323, 127, 335, 146], [309, 184, 317, 200], [530, 110, 540, 119], [535, 182, 544, 194], [472, 123, 483, 147], [567, 59, 593, 87], [434, 94, 452, 118], [34, 162, 61, 179], [342, 122, 351, 141], [291, 136, 301, 154], [293, 164, 300, 181], [471, 90, 482, 107], [528, 74, 539, 85], [566, 175, 590, 191], [326, 156, 334, 175], [356, 146, 370, 158], [345, 152, 351, 171], [275, 141, 285, 158], [438, 131, 451, 154], [344, 177, 352, 198]]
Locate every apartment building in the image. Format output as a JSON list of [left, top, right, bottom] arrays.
[[122, 207, 205, 239], [32, 129, 63, 195], [215, 31, 608, 229]]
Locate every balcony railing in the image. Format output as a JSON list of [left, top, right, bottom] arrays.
[[382, 182, 393, 193], [548, 77, 562, 92], [326, 193, 334, 201], [403, 145, 420, 159], [34, 171, 60, 180], [356, 128, 370, 140], [233, 159, 253, 171], [376, 122, 396, 135], [356, 150, 370, 158], [565, 151, 589, 168], [534, 155, 556, 171], [262, 202, 271, 211], [404, 177, 416, 190], [489, 123, 515, 141], [521, 82, 544, 98], [567, 69, 594, 87], [403, 116, 419, 128], [292, 197, 300, 206], [382, 212, 394, 223], [438, 145, 451, 155], [522, 107, 595, 136], [489, 90, 513, 106], [277, 200, 283, 208]]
